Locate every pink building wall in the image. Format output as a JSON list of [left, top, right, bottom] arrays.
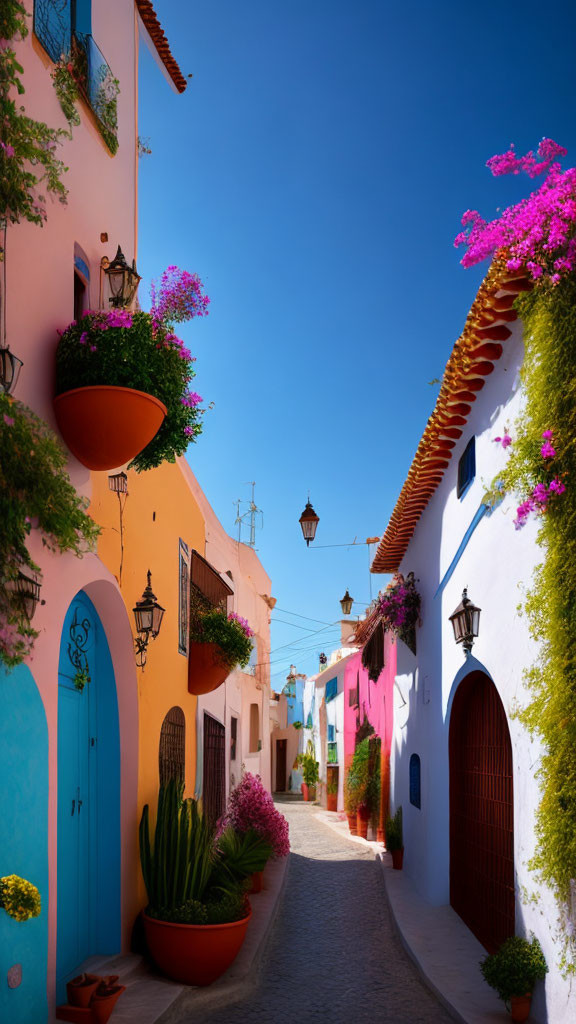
[[343, 632, 396, 769]]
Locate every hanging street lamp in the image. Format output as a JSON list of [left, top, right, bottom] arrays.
[[449, 588, 481, 655], [340, 589, 354, 616], [101, 245, 141, 309], [8, 571, 44, 621], [299, 499, 320, 546], [133, 570, 165, 669], [0, 346, 23, 394]]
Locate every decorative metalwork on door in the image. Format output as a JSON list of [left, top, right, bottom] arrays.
[[449, 671, 514, 952], [203, 714, 226, 823], [67, 606, 92, 684], [159, 706, 186, 787]]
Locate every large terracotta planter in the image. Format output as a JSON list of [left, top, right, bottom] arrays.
[[327, 794, 337, 812], [188, 642, 229, 695], [391, 847, 404, 870], [347, 813, 358, 835], [143, 909, 251, 986], [54, 385, 167, 471], [301, 783, 309, 801], [356, 811, 369, 840], [510, 995, 531, 1023]]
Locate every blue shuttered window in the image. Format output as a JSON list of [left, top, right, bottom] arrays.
[[325, 678, 338, 703], [409, 753, 421, 809]]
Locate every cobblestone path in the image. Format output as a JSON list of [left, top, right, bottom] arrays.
[[177, 800, 453, 1024]]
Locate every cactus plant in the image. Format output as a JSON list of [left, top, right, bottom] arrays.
[[139, 778, 216, 915]]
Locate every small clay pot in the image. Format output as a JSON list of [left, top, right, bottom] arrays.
[[91, 984, 126, 1024], [509, 994, 532, 1023], [356, 812, 368, 840], [391, 847, 404, 870], [66, 974, 101, 1008]]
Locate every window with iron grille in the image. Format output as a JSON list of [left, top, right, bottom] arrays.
[[409, 753, 421, 809], [327, 742, 338, 764], [159, 706, 185, 787], [457, 437, 476, 499], [178, 539, 190, 655]]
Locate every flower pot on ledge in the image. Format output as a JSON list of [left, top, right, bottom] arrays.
[[143, 909, 251, 986], [188, 641, 229, 695], [53, 385, 167, 471]]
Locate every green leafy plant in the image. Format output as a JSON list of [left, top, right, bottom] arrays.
[[51, 55, 80, 129], [480, 935, 548, 1007], [365, 736, 381, 827], [486, 277, 576, 972], [0, 874, 41, 921], [73, 668, 90, 692], [292, 720, 302, 730], [296, 740, 319, 786], [385, 806, 403, 852], [0, 394, 100, 668], [0, 1, 69, 226], [190, 609, 254, 670], [326, 779, 338, 797], [344, 737, 370, 815], [55, 310, 204, 472], [213, 827, 272, 888]]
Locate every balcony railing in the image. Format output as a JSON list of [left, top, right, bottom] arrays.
[[72, 33, 119, 152]]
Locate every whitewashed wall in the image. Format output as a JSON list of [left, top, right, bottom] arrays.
[[390, 320, 574, 1022]]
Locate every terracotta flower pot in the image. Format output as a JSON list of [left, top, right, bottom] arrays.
[[510, 994, 532, 1023], [188, 642, 229, 695], [301, 783, 309, 801], [391, 847, 404, 870], [66, 974, 101, 1008], [91, 985, 126, 1024], [347, 813, 358, 835], [249, 870, 264, 893], [55, 1006, 92, 1022], [356, 812, 368, 840], [327, 793, 337, 812], [143, 909, 252, 986], [54, 385, 167, 471], [377, 827, 385, 843]]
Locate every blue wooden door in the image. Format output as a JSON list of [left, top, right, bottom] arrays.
[[57, 593, 120, 998]]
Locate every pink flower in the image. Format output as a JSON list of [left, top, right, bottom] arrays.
[[493, 434, 512, 449], [228, 612, 255, 638], [3, 414, 14, 426], [541, 441, 556, 459], [542, 429, 554, 440], [0, 141, 15, 158], [218, 773, 290, 857], [548, 477, 566, 496]]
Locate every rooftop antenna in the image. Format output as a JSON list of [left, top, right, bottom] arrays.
[[234, 482, 263, 548]]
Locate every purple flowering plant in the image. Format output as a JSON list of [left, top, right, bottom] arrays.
[[55, 268, 209, 471], [218, 772, 290, 859], [378, 571, 421, 644], [487, 428, 567, 529], [455, 138, 576, 284]]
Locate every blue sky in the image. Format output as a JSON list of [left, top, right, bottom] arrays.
[[137, 1, 576, 689]]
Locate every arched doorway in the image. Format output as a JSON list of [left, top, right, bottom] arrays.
[[57, 592, 120, 998], [449, 670, 514, 951]]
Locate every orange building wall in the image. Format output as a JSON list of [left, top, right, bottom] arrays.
[[90, 460, 205, 903]]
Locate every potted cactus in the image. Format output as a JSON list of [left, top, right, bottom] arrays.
[[139, 778, 269, 986]]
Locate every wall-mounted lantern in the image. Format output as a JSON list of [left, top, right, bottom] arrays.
[[101, 245, 141, 309], [0, 346, 23, 395], [9, 571, 44, 621], [449, 588, 481, 655], [299, 499, 319, 546], [340, 589, 354, 616], [133, 570, 164, 669]]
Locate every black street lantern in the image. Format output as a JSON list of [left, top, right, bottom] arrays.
[[299, 500, 320, 546], [10, 571, 44, 621], [133, 570, 165, 668], [340, 589, 354, 616], [0, 346, 23, 395], [449, 588, 481, 655], [102, 245, 141, 308]]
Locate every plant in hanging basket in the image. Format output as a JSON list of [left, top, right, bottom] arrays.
[[188, 609, 254, 695], [0, 873, 41, 921], [54, 267, 209, 471], [480, 935, 547, 1021]]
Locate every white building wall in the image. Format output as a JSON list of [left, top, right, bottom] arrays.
[[390, 321, 573, 1022]]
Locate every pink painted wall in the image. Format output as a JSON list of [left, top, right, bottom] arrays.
[[343, 632, 396, 767]]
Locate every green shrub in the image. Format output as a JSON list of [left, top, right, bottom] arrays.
[[385, 807, 403, 851], [0, 874, 41, 921], [480, 935, 548, 1004], [190, 609, 254, 670]]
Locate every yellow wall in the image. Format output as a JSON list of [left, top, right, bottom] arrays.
[[90, 461, 205, 835]]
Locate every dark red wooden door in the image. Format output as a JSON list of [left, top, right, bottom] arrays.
[[276, 739, 287, 792], [449, 671, 514, 952], [203, 713, 226, 823]]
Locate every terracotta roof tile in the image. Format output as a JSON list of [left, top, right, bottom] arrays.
[[136, 0, 188, 93], [371, 256, 531, 574]]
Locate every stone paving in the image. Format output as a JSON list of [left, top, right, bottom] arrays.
[[169, 799, 454, 1023]]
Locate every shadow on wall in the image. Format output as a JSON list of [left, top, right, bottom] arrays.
[[0, 665, 49, 1024]]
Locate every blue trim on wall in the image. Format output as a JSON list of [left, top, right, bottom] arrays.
[[0, 665, 49, 1024], [434, 504, 488, 598], [74, 255, 90, 282]]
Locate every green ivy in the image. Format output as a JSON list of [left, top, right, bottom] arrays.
[[495, 276, 576, 972], [0, 1, 69, 226], [0, 393, 100, 668]]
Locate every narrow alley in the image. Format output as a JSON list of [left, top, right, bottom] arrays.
[[163, 799, 453, 1024]]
